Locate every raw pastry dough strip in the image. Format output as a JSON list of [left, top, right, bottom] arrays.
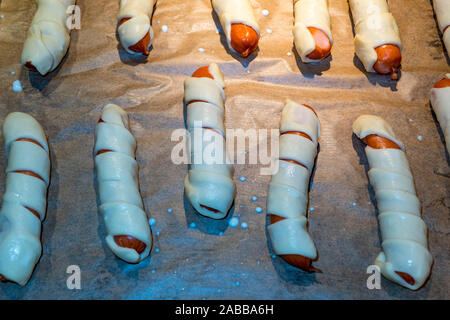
[[212, 0, 260, 57], [353, 115, 433, 290], [432, 0, 450, 54], [267, 99, 321, 272], [430, 74, 450, 152], [348, 0, 402, 80], [118, 0, 156, 55], [184, 63, 235, 219], [293, 0, 333, 62], [94, 104, 152, 263], [0, 113, 50, 286], [21, 0, 77, 75]]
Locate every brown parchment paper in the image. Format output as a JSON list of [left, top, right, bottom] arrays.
[[0, 0, 448, 300]]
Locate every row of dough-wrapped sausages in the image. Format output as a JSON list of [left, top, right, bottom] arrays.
[[0, 63, 448, 290], [20, 0, 450, 80]]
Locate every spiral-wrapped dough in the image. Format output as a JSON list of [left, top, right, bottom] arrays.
[[184, 63, 235, 219], [293, 0, 333, 62], [94, 104, 152, 263], [433, 0, 450, 54], [0, 112, 50, 286], [349, 0, 402, 74], [430, 74, 450, 152], [117, 0, 156, 55], [21, 0, 76, 75], [353, 115, 433, 290], [267, 99, 320, 271]]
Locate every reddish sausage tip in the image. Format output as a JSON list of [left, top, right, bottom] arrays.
[[269, 214, 321, 273], [433, 78, 450, 88], [362, 134, 401, 150], [192, 66, 214, 79], [120, 18, 150, 55], [373, 44, 401, 80], [113, 235, 147, 255], [24, 61, 38, 72], [395, 271, 415, 286], [306, 27, 332, 60], [230, 23, 259, 57]]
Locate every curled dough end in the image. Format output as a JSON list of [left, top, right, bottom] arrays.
[[119, 17, 151, 55], [306, 27, 332, 61], [271, 214, 321, 273]]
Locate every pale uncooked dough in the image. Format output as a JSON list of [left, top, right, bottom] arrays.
[[293, 0, 333, 63], [94, 104, 152, 263], [267, 99, 320, 260], [0, 112, 50, 286], [184, 63, 235, 219], [349, 0, 402, 72], [21, 0, 76, 75], [430, 74, 450, 152], [353, 115, 433, 290], [117, 0, 156, 55], [433, 0, 450, 53], [212, 0, 260, 54]]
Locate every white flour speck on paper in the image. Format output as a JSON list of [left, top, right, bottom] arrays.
[[262, 9, 269, 16], [417, 135, 423, 141], [12, 80, 23, 92], [161, 25, 168, 33], [229, 217, 239, 227], [198, 48, 205, 53], [287, 52, 292, 56], [266, 28, 272, 34]]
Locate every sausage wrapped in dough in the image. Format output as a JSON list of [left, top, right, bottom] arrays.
[[430, 75, 450, 152], [117, 0, 156, 55], [212, 0, 260, 57], [94, 104, 153, 263], [433, 0, 450, 54], [353, 115, 433, 290], [0, 112, 50, 286], [21, 0, 77, 75], [184, 63, 235, 219], [267, 99, 321, 272], [293, 0, 333, 62], [349, 0, 402, 79]]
